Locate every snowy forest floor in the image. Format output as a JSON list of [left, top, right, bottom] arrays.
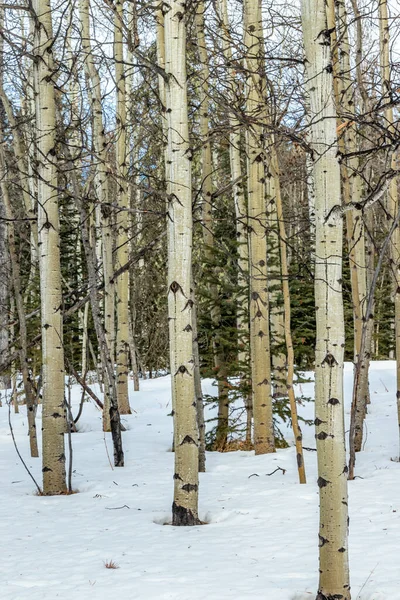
[[1, 361, 399, 600]]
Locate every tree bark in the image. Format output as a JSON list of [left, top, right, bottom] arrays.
[[217, 0, 251, 440], [244, 0, 275, 455], [0, 145, 39, 457], [271, 152, 306, 484], [329, 0, 370, 454], [196, 1, 229, 451], [378, 0, 400, 459], [302, 0, 351, 595], [114, 0, 131, 415], [33, 0, 67, 494], [164, 0, 200, 525], [79, 0, 115, 429]]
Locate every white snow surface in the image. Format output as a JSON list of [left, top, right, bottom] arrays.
[[1, 361, 399, 599]]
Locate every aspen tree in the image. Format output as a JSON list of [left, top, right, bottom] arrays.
[[196, 1, 229, 450], [164, 0, 200, 525], [244, 0, 275, 454], [33, 0, 67, 494], [126, 2, 141, 393], [79, 0, 115, 430], [0, 196, 9, 391], [327, 0, 370, 456], [378, 0, 400, 458], [0, 7, 11, 392], [302, 0, 351, 595], [115, 0, 131, 415], [0, 143, 38, 457], [271, 152, 306, 483], [267, 176, 286, 397], [80, 203, 125, 467], [191, 277, 206, 472], [217, 0, 252, 441]]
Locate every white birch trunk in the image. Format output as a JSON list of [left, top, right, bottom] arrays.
[[196, 1, 229, 450], [114, 0, 131, 415], [164, 0, 200, 525], [244, 0, 275, 454], [302, 0, 351, 595], [218, 0, 251, 437], [33, 0, 67, 494], [79, 0, 115, 429], [378, 0, 400, 459]]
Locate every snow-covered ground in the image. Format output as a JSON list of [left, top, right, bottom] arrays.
[[1, 361, 399, 600]]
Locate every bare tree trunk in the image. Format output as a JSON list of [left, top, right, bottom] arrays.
[[0, 146, 39, 457], [302, 0, 351, 595], [217, 0, 252, 441], [0, 177, 10, 391], [164, 0, 200, 526], [80, 204, 124, 467], [244, 0, 275, 455], [79, 0, 115, 429], [114, 0, 131, 415], [196, 1, 229, 450], [329, 0, 370, 453], [272, 153, 306, 483], [191, 276, 206, 473], [378, 0, 400, 459], [33, 0, 67, 494], [267, 175, 286, 397]]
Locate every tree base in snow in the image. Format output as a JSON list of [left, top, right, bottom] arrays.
[[316, 590, 350, 600], [172, 502, 202, 526]]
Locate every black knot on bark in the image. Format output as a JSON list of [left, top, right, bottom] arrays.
[[328, 397, 340, 405], [317, 476, 330, 488], [170, 281, 182, 294], [182, 483, 198, 492], [322, 352, 338, 367], [318, 534, 329, 546], [180, 435, 197, 445]]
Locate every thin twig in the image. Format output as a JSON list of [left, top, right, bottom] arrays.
[[266, 467, 286, 476], [7, 397, 42, 495]]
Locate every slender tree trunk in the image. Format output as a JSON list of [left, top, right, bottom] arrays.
[[244, 0, 275, 455], [302, 0, 351, 595], [164, 0, 200, 526], [0, 146, 39, 457], [79, 0, 115, 428], [267, 175, 286, 397], [329, 0, 370, 453], [33, 0, 67, 494], [0, 115, 10, 390], [217, 0, 252, 441], [81, 301, 89, 378], [196, 1, 229, 450], [378, 0, 400, 459], [114, 0, 131, 415], [81, 205, 124, 466], [272, 152, 306, 483], [191, 276, 206, 472]]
